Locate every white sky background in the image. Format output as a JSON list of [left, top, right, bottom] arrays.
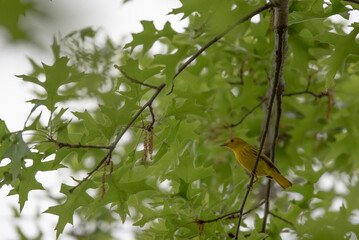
[[0, 0, 186, 239]]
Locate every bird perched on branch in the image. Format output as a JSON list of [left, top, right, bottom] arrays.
[[221, 137, 292, 189]]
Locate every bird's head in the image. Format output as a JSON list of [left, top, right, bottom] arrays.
[[220, 137, 247, 150]]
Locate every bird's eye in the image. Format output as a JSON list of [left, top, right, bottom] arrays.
[[230, 139, 234, 142]]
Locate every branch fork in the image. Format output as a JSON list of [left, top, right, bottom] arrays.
[[63, 66, 166, 194]]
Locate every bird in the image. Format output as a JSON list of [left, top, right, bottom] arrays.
[[221, 137, 292, 189]]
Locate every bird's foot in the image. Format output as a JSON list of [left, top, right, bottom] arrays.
[[251, 172, 258, 183]]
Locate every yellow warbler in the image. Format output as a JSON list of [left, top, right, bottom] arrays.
[[221, 137, 292, 189]]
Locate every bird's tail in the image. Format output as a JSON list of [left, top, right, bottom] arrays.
[[270, 170, 292, 189]]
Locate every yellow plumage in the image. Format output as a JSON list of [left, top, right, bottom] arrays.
[[221, 137, 292, 189]]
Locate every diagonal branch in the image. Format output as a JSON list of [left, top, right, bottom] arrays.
[[49, 138, 112, 149], [269, 211, 296, 230], [234, 53, 280, 239], [260, 0, 289, 235], [195, 200, 266, 225], [114, 65, 160, 89], [167, 2, 273, 95], [69, 83, 166, 193], [283, 90, 328, 98], [234, 0, 289, 238], [226, 98, 267, 128], [109, 83, 165, 149], [148, 105, 156, 130], [261, 69, 285, 233]]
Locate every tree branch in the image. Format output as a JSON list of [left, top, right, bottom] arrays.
[[234, 54, 280, 239], [114, 65, 160, 89], [195, 200, 266, 225], [69, 83, 166, 193], [261, 69, 285, 233], [234, 0, 289, 238], [49, 138, 112, 149], [69, 152, 111, 193], [283, 90, 328, 98], [167, 2, 273, 95], [148, 105, 155, 130], [269, 211, 296, 230], [260, 0, 289, 235], [226, 98, 267, 128]]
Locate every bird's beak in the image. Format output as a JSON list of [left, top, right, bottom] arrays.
[[220, 143, 228, 147]]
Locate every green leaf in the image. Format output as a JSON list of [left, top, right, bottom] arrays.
[[0, 0, 30, 40], [315, 28, 359, 88], [3, 133, 31, 183], [125, 21, 176, 53], [165, 99, 207, 120], [119, 58, 163, 84], [17, 42, 84, 111], [44, 182, 95, 238], [10, 158, 66, 211], [170, 149, 214, 184], [0, 119, 11, 157]]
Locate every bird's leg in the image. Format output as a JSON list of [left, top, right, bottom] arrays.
[[250, 170, 258, 183], [246, 173, 258, 191], [253, 174, 258, 183]]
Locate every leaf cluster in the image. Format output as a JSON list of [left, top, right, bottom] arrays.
[[1, 0, 359, 239]]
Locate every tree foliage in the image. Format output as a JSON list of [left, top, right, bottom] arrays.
[[1, 0, 359, 239]]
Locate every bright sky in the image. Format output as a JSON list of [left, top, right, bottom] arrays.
[[0, 0, 186, 239]]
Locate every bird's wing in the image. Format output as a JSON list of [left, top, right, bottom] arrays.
[[249, 146, 281, 173]]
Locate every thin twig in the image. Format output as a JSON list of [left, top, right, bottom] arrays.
[[234, 65, 280, 237], [69, 151, 111, 193], [260, 1, 289, 236], [283, 90, 328, 98], [148, 105, 155, 130], [196, 200, 266, 225], [224, 200, 266, 221], [114, 65, 160, 89], [167, 2, 273, 95], [261, 70, 285, 233], [49, 138, 112, 149], [264, 68, 270, 83], [269, 211, 296, 230], [109, 83, 165, 149], [305, 75, 312, 91], [234, 61, 280, 238], [69, 83, 166, 193], [234, 1, 289, 238], [227, 98, 267, 128], [261, 179, 272, 233], [227, 81, 244, 85]]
